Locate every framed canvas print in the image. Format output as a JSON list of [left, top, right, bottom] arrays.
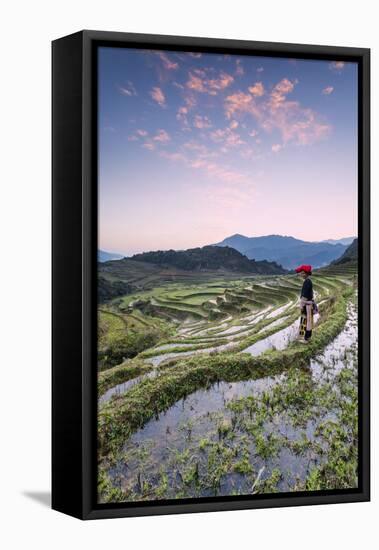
[[52, 30, 370, 519]]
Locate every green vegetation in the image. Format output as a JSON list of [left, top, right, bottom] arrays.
[[96, 262, 358, 503], [98, 359, 154, 396], [131, 245, 286, 274], [98, 287, 351, 453], [98, 310, 171, 370], [98, 326, 357, 501], [98, 246, 286, 303]]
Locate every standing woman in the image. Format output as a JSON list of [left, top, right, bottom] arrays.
[[295, 264, 314, 342]]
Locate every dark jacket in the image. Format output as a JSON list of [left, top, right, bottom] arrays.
[[301, 277, 313, 300]]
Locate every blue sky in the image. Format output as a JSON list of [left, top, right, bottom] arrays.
[[98, 47, 358, 255]]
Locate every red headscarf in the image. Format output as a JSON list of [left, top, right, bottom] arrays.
[[295, 264, 312, 274]]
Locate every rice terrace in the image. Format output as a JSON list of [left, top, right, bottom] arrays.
[[97, 241, 358, 503]]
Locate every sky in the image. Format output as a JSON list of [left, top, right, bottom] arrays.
[[98, 47, 358, 256]]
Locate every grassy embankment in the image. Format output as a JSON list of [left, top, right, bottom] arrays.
[[98, 284, 353, 456]]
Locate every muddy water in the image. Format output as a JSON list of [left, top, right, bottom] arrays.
[[109, 374, 288, 498], [100, 307, 298, 401], [243, 313, 319, 356], [99, 370, 157, 405], [266, 301, 294, 319], [145, 310, 300, 367], [105, 301, 357, 499], [310, 302, 357, 382], [242, 318, 299, 356], [146, 340, 237, 367], [217, 324, 251, 335], [188, 315, 233, 336], [256, 315, 290, 335], [241, 306, 272, 323]]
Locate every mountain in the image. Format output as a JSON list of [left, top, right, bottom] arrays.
[[98, 249, 124, 262], [98, 245, 287, 302], [214, 234, 349, 269], [332, 238, 358, 265], [131, 245, 286, 275], [321, 237, 355, 246]]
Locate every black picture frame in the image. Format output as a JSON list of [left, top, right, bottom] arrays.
[[52, 30, 370, 520]]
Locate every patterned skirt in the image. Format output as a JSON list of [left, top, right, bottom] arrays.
[[299, 305, 314, 337]]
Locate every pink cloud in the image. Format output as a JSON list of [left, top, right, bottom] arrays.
[[240, 147, 256, 160], [265, 79, 331, 144], [182, 142, 218, 160], [157, 51, 179, 70], [193, 115, 212, 129], [269, 78, 297, 108], [153, 129, 170, 142], [128, 128, 148, 141], [224, 92, 261, 120], [195, 160, 251, 185], [142, 142, 155, 151], [248, 82, 265, 97], [176, 106, 188, 124], [184, 94, 197, 109], [176, 94, 197, 128], [189, 158, 207, 169], [207, 72, 234, 93], [150, 86, 166, 107], [139, 129, 170, 151], [271, 143, 282, 153], [225, 77, 331, 147], [186, 73, 206, 93], [235, 59, 244, 76], [229, 120, 239, 129], [119, 81, 137, 96], [264, 103, 331, 145], [225, 133, 245, 147], [329, 61, 345, 72], [145, 135, 252, 188], [210, 127, 245, 149], [210, 128, 228, 141], [159, 151, 186, 162], [186, 69, 234, 95], [177, 92, 199, 130], [322, 86, 334, 95], [191, 178, 257, 210]]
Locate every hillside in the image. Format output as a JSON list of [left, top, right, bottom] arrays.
[[332, 238, 358, 265], [98, 249, 124, 262], [98, 246, 286, 303], [131, 245, 286, 274], [214, 234, 350, 269]]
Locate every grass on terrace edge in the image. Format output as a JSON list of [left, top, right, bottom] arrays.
[[98, 286, 353, 457]]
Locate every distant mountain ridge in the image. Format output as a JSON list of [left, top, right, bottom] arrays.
[[131, 245, 286, 275], [321, 237, 355, 246], [98, 249, 124, 262], [214, 234, 355, 269], [332, 238, 358, 265]]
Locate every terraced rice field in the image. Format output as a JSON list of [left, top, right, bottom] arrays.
[[97, 262, 358, 503]]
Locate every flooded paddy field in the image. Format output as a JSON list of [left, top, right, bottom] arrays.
[[97, 264, 358, 503]]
